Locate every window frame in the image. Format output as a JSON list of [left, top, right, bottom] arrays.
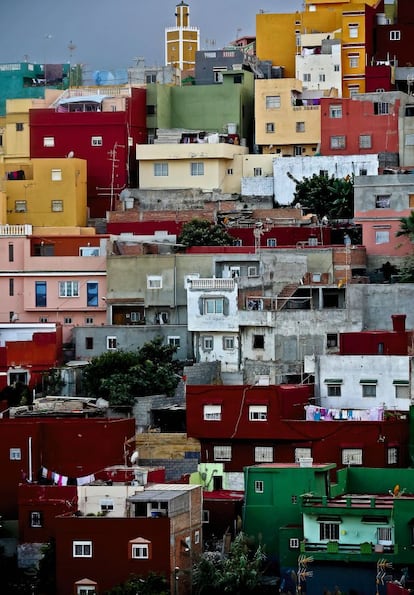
[[30, 511, 43, 527], [329, 105, 342, 119], [203, 404, 222, 421], [296, 121, 305, 133], [390, 30, 401, 41], [342, 448, 363, 465], [203, 297, 224, 314], [168, 336, 181, 349], [43, 136, 55, 147], [375, 195, 391, 208], [59, 281, 79, 298], [249, 405, 268, 422], [254, 480, 264, 493], [213, 445, 232, 461], [154, 162, 168, 177], [190, 162, 204, 176], [10, 447, 21, 460], [330, 135, 346, 150], [51, 168, 62, 181], [223, 336, 235, 350], [387, 447, 398, 465], [86, 282, 98, 306], [265, 95, 281, 109], [51, 199, 63, 212], [254, 446, 273, 463], [35, 281, 47, 307], [147, 275, 162, 289], [202, 336, 214, 351], [359, 134, 372, 149], [320, 521, 340, 541], [73, 540, 92, 558], [266, 122, 275, 133], [106, 336, 117, 350], [15, 200, 27, 213], [91, 136, 103, 147]]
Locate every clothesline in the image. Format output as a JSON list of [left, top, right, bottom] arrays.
[[304, 405, 384, 421]]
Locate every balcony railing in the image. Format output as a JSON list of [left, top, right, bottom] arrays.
[[301, 494, 395, 509], [301, 541, 395, 555], [0, 224, 32, 236], [189, 278, 235, 290]]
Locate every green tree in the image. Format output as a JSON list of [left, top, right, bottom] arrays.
[[177, 218, 236, 249], [103, 572, 169, 595], [292, 173, 354, 220], [192, 533, 265, 595], [82, 337, 180, 406], [396, 211, 414, 241]]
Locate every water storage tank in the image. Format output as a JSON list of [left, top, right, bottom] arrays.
[[227, 123, 237, 134], [376, 13, 387, 25]]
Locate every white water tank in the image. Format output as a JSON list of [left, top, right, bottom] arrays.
[[227, 122, 237, 134]]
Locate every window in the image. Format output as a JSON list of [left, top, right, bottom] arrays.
[[266, 95, 281, 109], [203, 298, 224, 314], [43, 136, 54, 147], [80, 247, 100, 256], [253, 334, 264, 349], [147, 275, 162, 289], [213, 445, 231, 461], [294, 145, 303, 156], [267, 238, 277, 247], [100, 499, 114, 512], [91, 136, 102, 146], [255, 480, 264, 493], [59, 281, 79, 298], [327, 385, 341, 397], [330, 135, 346, 149], [348, 54, 359, 68], [296, 121, 305, 133], [394, 382, 409, 399], [348, 23, 359, 39], [15, 200, 27, 213], [16, 123, 24, 132], [51, 169, 62, 181], [362, 384, 376, 398], [249, 405, 268, 421], [194, 530, 200, 545], [334, 64, 340, 72], [375, 230, 390, 244], [359, 134, 372, 149], [255, 446, 273, 462], [213, 70, 224, 83], [9, 243, 14, 262], [329, 105, 342, 118], [107, 336, 117, 350], [295, 448, 311, 463], [51, 200, 63, 212], [390, 30, 401, 41], [87, 282, 98, 306], [10, 448, 21, 460], [191, 162, 204, 176], [35, 281, 47, 307], [204, 404, 222, 421], [154, 163, 168, 176], [203, 336, 213, 350], [290, 538, 300, 549], [85, 337, 94, 350], [73, 541, 92, 558], [223, 336, 234, 350], [39, 316, 48, 323], [248, 266, 258, 277], [202, 510, 210, 523], [227, 168, 233, 175], [375, 195, 390, 208], [30, 511, 43, 527], [349, 85, 360, 98], [77, 587, 96, 595], [146, 73, 157, 83], [303, 73, 311, 82], [326, 333, 338, 348], [317, 73, 325, 83], [168, 336, 180, 349], [146, 105, 156, 115], [85, 317, 94, 324], [253, 167, 263, 176], [342, 448, 363, 465], [64, 317, 72, 324], [387, 447, 398, 465], [374, 102, 389, 115], [266, 122, 275, 133], [377, 527, 392, 544], [320, 522, 340, 541], [360, 168, 368, 175], [9, 278, 14, 297]]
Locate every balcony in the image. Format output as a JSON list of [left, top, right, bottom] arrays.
[[301, 494, 395, 510], [301, 540, 395, 556], [189, 278, 235, 290], [0, 224, 32, 236]]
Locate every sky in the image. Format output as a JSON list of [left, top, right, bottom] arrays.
[[0, 0, 303, 77]]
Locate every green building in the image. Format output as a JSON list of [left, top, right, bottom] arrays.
[[146, 69, 255, 150], [0, 62, 69, 115], [243, 463, 414, 594]]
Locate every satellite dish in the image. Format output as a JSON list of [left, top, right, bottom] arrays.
[[130, 450, 139, 464], [67, 150, 75, 158]]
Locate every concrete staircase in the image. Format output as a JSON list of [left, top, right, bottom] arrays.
[[277, 283, 299, 310]]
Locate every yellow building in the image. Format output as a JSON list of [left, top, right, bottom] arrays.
[[136, 142, 248, 194], [256, 0, 379, 98], [255, 78, 322, 156], [1, 158, 87, 227], [165, 1, 200, 70]]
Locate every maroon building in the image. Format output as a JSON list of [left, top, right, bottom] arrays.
[[0, 416, 135, 519], [29, 88, 147, 218], [186, 384, 410, 473]]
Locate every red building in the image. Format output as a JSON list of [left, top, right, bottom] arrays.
[[186, 384, 410, 473], [374, 0, 414, 78], [0, 416, 135, 519], [320, 95, 400, 157], [29, 88, 147, 218], [0, 323, 63, 392]]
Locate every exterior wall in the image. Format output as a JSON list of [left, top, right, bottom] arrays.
[[296, 38, 342, 95], [273, 154, 379, 205], [255, 79, 320, 155], [0, 417, 135, 519], [4, 99, 32, 159], [316, 354, 411, 410], [348, 283, 414, 330], [353, 174, 414, 262], [320, 96, 400, 156], [341, 8, 369, 96], [136, 143, 248, 193], [195, 49, 245, 85], [0, 234, 107, 344]]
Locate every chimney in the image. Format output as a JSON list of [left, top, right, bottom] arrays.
[[391, 314, 406, 332]]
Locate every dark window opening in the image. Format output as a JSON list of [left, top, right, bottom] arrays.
[[253, 334, 265, 349]]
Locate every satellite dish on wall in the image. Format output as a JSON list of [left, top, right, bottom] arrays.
[[67, 150, 75, 158]]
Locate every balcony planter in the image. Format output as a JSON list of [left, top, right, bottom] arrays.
[[327, 541, 339, 553], [360, 542, 372, 554]]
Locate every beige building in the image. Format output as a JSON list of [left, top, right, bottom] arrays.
[[255, 78, 322, 156], [1, 157, 87, 227], [136, 142, 248, 193]]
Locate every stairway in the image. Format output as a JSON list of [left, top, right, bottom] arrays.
[[277, 283, 299, 310]]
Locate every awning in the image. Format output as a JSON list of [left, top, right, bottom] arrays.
[[324, 378, 343, 384], [359, 379, 377, 384]]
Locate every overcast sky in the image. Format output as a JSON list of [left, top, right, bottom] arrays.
[[1, 0, 302, 76]]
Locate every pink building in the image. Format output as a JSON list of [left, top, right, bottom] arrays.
[[0, 226, 107, 346]]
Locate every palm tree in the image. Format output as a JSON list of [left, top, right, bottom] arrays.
[[396, 211, 414, 240]]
